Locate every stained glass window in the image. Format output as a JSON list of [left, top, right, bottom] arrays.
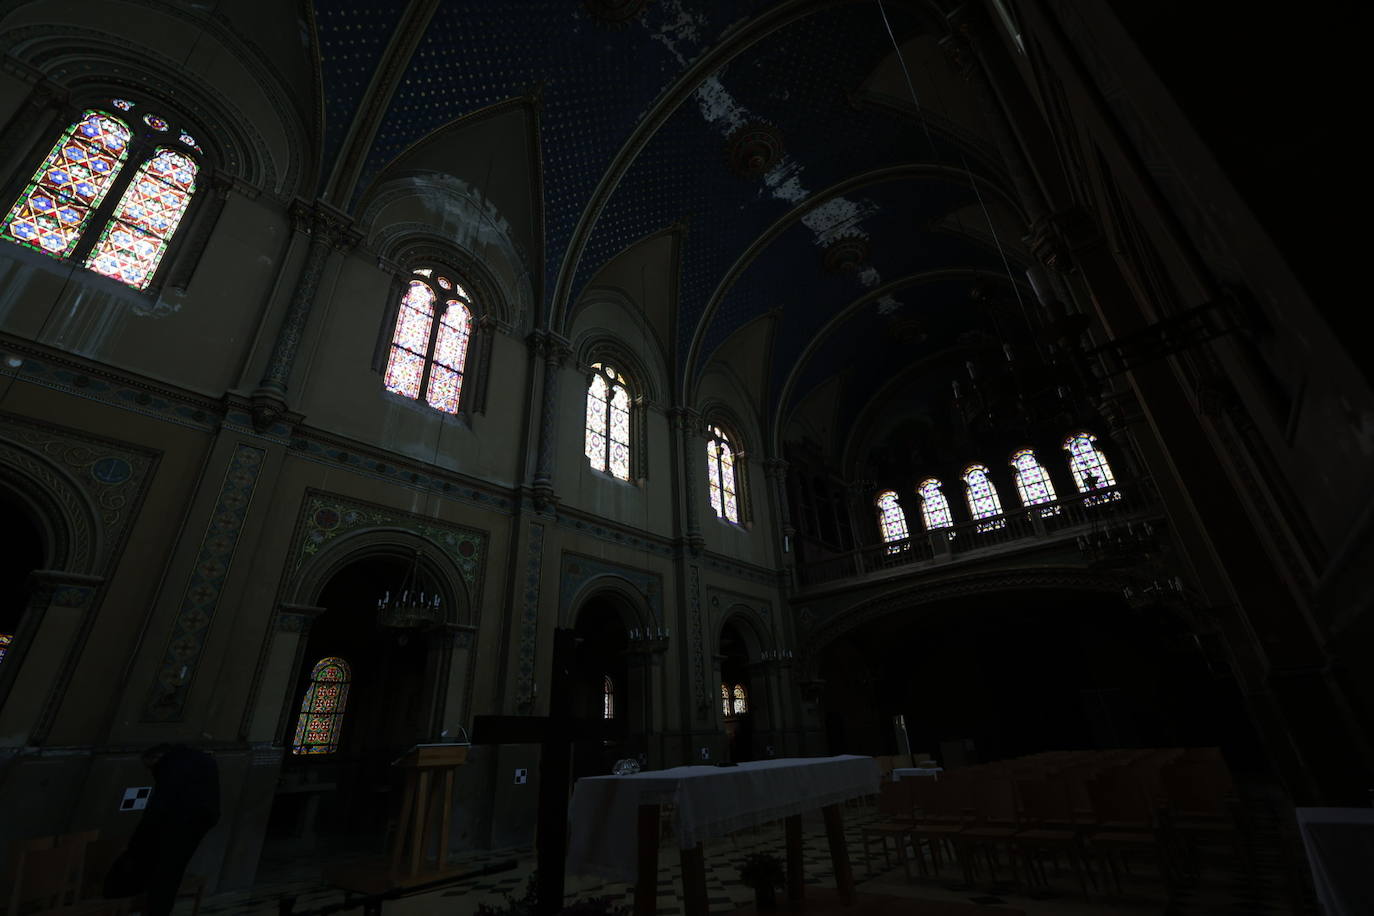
[[875, 490, 909, 548], [0, 634, 11, 666], [584, 363, 632, 480], [292, 656, 351, 755], [1011, 448, 1059, 508], [721, 683, 731, 719], [383, 272, 475, 414], [707, 425, 740, 523], [603, 675, 615, 719], [85, 148, 197, 289], [143, 113, 169, 132], [917, 478, 954, 530], [732, 684, 748, 715], [963, 464, 1006, 531], [1, 111, 132, 258], [111, 98, 135, 111], [1064, 431, 1120, 507]]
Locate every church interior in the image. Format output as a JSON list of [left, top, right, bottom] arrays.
[[0, 0, 1367, 914]]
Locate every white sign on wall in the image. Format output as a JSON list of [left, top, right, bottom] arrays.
[[119, 786, 152, 812]]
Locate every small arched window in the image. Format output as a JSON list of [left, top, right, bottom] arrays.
[[721, 683, 731, 719], [733, 684, 749, 715], [603, 674, 615, 720], [292, 656, 352, 755], [1, 103, 201, 290], [875, 490, 909, 548], [963, 464, 1006, 531], [585, 362, 632, 480], [917, 478, 954, 531], [1064, 432, 1119, 504], [383, 270, 474, 414], [706, 425, 740, 524], [1010, 448, 1058, 508]]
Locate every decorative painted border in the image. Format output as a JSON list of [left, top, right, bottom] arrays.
[[143, 443, 265, 721], [516, 522, 545, 707], [557, 552, 664, 623], [689, 564, 705, 714], [555, 511, 674, 558]]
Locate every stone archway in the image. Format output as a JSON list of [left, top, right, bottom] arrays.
[[714, 606, 778, 762]]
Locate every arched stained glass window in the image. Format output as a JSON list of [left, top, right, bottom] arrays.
[[1010, 448, 1059, 509], [875, 490, 909, 549], [706, 425, 739, 524], [84, 148, 197, 289], [1064, 432, 1120, 504], [292, 656, 351, 755], [1, 102, 202, 290], [585, 363, 632, 480], [732, 684, 748, 715], [1, 111, 132, 258], [963, 464, 1006, 531], [917, 478, 954, 531], [603, 675, 615, 720], [0, 633, 11, 666], [721, 683, 731, 719], [383, 271, 473, 414]]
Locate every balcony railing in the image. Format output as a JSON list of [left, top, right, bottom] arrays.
[[795, 479, 1160, 589]]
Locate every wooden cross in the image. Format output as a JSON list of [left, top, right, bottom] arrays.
[[471, 628, 622, 916]]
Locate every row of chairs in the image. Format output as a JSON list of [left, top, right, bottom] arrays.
[[3, 831, 204, 916], [861, 746, 1247, 899]]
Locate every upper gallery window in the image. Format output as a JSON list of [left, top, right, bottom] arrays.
[[1, 102, 200, 290], [1010, 448, 1059, 508], [383, 270, 474, 414], [584, 362, 632, 480], [292, 656, 352, 755], [963, 464, 1006, 531], [1064, 432, 1120, 504], [917, 478, 954, 531], [706, 425, 740, 524], [875, 490, 909, 545], [603, 675, 615, 720]]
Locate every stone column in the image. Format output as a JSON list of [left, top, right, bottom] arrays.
[[0, 570, 102, 747], [251, 203, 356, 429], [762, 458, 795, 583], [529, 330, 571, 510], [245, 604, 326, 744], [671, 407, 704, 554]]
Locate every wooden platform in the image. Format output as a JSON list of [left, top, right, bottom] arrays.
[[724, 887, 1027, 916]]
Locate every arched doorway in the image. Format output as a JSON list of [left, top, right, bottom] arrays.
[[0, 491, 45, 669], [264, 553, 451, 862], [570, 596, 632, 778], [720, 621, 758, 762]]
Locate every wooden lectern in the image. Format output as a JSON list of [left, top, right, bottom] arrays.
[[325, 743, 469, 896]]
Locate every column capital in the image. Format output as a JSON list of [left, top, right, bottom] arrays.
[[527, 329, 572, 365], [275, 603, 327, 633]]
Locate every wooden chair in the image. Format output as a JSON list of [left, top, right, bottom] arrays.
[[1013, 777, 1093, 899], [860, 780, 915, 876], [1085, 769, 1175, 895], [907, 775, 970, 878], [1158, 759, 1250, 880], [953, 777, 1022, 888]]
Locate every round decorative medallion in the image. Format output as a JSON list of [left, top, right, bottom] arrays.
[[823, 235, 869, 273], [583, 0, 650, 24], [91, 456, 132, 484], [458, 540, 477, 558], [725, 123, 785, 179], [313, 507, 340, 530]]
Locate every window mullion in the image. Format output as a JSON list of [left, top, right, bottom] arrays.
[[70, 135, 144, 265], [417, 289, 444, 401]]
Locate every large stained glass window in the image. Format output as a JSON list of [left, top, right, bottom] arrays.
[[85, 148, 197, 289], [1011, 448, 1059, 510], [1, 111, 132, 258], [875, 490, 909, 549], [963, 464, 1006, 531], [0, 633, 11, 666], [917, 478, 953, 531], [584, 363, 632, 480], [383, 270, 474, 414], [292, 656, 351, 755], [603, 675, 615, 720], [1, 101, 203, 290], [706, 425, 740, 524], [1064, 432, 1120, 505], [733, 684, 748, 715]]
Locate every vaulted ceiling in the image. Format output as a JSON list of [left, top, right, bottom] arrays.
[[308, 0, 1035, 468]]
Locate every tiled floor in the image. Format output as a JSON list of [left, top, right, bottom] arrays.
[[200, 797, 1313, 915]]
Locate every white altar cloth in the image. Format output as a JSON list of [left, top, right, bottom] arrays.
[[1296, 807, 1374, 916], [567, 755, 879, 881]]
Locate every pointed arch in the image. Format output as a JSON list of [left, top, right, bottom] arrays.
[[916, 478, 954, 530], [292, 656, 352, 755], [963, 464, 1005, 530]]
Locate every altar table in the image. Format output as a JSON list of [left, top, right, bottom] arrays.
[[568, 755, 880, 916], [1296, 807, 1374, 916]]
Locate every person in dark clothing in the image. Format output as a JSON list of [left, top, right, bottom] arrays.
[[105, 744, 220, 916]]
